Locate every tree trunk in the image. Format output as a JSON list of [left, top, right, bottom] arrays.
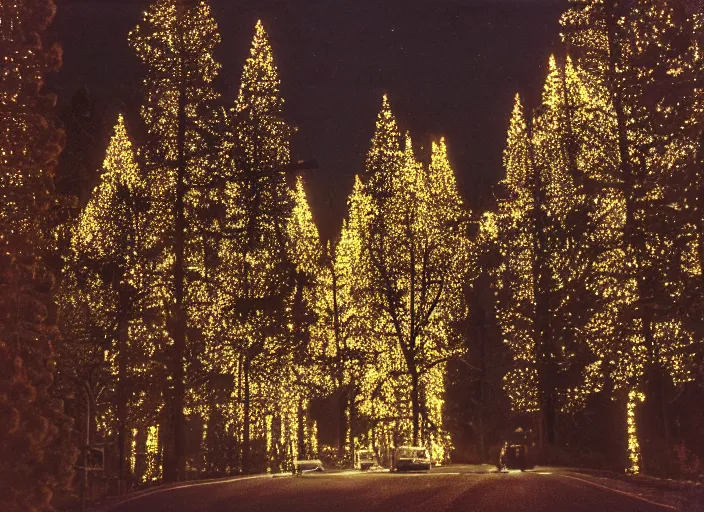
[[477, 405, 485, 463], [537, 414, 545, 451], [477, 304, 487, 463], [527, 117, 556, 448], [242, 355, 251, 474], [544, 393, 556, 446], [660, 373, 670, 449], [644, 317, 671, 451], [411, 369, 420, 446], [697, 132, 704, 277], [409, 225, 419, 447], [338, 389, 347, 459], [134, 427, 147, 483], [297, 399, 306, 460], [349, 391, 356, 464], [117, 313, 130, 493], [166, 37, 189, 482], [81, 388, 91, 511]]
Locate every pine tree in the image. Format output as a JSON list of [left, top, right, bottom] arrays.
[[561, 0, 702, 472], [496, 87, 568, 447], [73, 116, 142, 259], [289, 177, 322, 277], [423, 137, 470, 459], [533, 55, 614, 420], [128, 0, 222, 481], [67, 115, 147, 490], [359, 97, 406, 451], [496, 58, 624, 448], [314, 175, 374, 459], [495, 94, 541, 420], [0, 1, 77, 509], [213, 20, 296, 473], [363, 96, 469, 448], [286, 176, 323, 463]]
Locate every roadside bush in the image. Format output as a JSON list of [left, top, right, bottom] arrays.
[[673, 442, 703, 482]]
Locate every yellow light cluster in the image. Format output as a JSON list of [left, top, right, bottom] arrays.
[[626, 390, 645, 474], [485, 0, 704, 471]]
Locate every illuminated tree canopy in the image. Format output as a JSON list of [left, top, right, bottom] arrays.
[[209, 18, 302, 474], [359, 96, 471, 454], [129, 0, 223, 481], [484, 0, 704, 474], [66, 114, 155, 486], [38, 0, 704, 494], [558, 0, 703, 473]]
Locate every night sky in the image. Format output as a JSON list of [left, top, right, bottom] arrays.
[[52, 0, 567, 240]]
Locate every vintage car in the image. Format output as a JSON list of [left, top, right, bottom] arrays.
[[392, 446, 431, 472], [355, 449, 377, 470]]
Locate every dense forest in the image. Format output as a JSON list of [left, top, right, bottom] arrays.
[[2, 0, 704, 510]]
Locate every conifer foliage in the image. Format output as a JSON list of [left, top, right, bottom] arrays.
[[213, 19, 300, 474], [487, 0, 704, 474], [361, 96, 470, 451], [22, 0, 704, 497], [129, 0, 222, 482], [0, 0, 77, 509], [67, 115, 148, 489]]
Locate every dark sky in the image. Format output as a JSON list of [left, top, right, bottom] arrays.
[[52, 0, 567, 240]]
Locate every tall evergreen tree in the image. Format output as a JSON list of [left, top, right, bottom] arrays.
[[314, 175, 373, 459], [213, 20, 296, 474], [561, 0, 702, 472], [363, 96, 470, 448], [534, 55, 618, 428], [285, 176, 323, 463], [494, 94, 542, 421], [66, 115, 150, 490], [128, 0, 222, 481], [496, 56, 626, 450], [0, 0, 77, 509]]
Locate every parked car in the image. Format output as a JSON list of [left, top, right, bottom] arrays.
[[355, 449, 377, 470], [392, 446, 431, 472], [498, 442, 533, 471], [293, 459, 324, 474]]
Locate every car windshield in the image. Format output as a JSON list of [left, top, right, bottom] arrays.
[[397, 448, 427, 459]]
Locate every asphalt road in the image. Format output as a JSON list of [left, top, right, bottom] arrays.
[[105, 466, 679, 512]]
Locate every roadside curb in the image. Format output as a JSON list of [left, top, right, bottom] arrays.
[[565, 467, 703, 491], [557, 468, 703, 511], [556, 473, 678, 510], [99, 473, 276, 511]]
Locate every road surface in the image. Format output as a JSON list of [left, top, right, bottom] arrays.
[[105, 466, 684, 512]]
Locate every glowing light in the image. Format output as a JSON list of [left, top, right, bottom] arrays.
[[627, 390, 645, 475]]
